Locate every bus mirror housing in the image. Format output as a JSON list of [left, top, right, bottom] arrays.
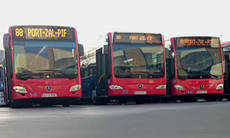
[[78, 44, 84, 57], [3, 34, 10, 49]]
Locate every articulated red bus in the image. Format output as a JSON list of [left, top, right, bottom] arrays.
[[3, 25, 83, 107], [168, 36, 224, 101], [93, 32, 167, 104], [222, 41, 230, 98]]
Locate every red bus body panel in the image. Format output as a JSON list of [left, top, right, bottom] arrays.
[[9, 26, 82, 100], [11, 79, 81, 100], [107, 32, 167, 97], [170, 78, 223, 95], [108, 78, 166, 96]]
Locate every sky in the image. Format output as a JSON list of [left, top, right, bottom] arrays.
[[0, 0, 229, 51]]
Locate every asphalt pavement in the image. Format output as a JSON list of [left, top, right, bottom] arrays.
[[0, 102, 230, 138]]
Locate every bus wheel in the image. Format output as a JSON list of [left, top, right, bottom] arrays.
[[62, 104, 70, 107]]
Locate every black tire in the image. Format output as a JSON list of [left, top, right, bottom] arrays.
[[62, 104, 70, 107]]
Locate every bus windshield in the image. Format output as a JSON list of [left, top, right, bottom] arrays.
[[13, 40, 78, 80], [175, 47, 222, 79], [113, 44, 164, 78]]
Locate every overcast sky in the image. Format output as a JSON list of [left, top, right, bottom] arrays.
[[0, 0, 229, 51]]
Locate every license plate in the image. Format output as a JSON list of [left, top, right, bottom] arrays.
[[196, 90, 207, 94], [42, 93, 57, 97], [134, 91, 147, 95]]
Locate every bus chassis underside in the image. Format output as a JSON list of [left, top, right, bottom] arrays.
[[8, 97, 80, 108]]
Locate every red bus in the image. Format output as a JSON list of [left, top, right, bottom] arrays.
[[3, 25, 83, 107], [168, 36, 224, 101], [222, 41, 230, 98], [92, 32, 167, 104]]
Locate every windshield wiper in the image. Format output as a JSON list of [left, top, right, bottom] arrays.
[[199, 71, 219, 79], [16, 72, 44, 80], [38, 69, 77, 79], [133, 71, 163, 78], [132, 71, 149, 74], [206, 73, 219, 78]]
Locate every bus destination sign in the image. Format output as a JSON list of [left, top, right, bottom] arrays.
[[113, 33, 162, 45], [11, 26, 75, 41], [175, 37, 220, 48]]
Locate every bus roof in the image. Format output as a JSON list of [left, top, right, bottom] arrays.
[[171, 36, 219, 39], [10, 25, 75, 29]]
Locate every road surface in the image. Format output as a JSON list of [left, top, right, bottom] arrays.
[[0, 102, 230, 138]]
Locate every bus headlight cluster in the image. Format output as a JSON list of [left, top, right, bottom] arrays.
[[174, 84, 185, 91], [70, 84, 81, 92], [156, 85, 166, 89], [216, 84, 223, 90], [13, 86, 27, 93], [109, 85, 123, 90]]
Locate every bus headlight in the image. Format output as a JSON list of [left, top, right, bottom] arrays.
[[109, 85, 123, 90], [13, 86, 27, 93], [70, 84, 81, 92], [156, 85, 166, 89], [216, 84, 223, 90], [174, 84, 185, 91]]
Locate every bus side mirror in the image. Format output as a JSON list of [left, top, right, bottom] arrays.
[[3, 34, 10, 49], [78, 44, 84, 57]]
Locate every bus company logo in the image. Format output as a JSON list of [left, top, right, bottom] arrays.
[[200, 84, 204, 89], [46, 86, 52, 92], [138, 84, 143, 89]]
